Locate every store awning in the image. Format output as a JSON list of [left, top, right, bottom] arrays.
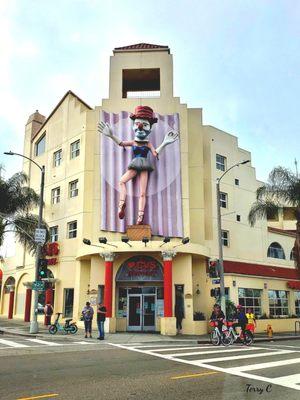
[[287, 281, 300, 289]]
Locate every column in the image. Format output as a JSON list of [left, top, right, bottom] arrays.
[[100, 253, 116, 333], [8, 289, 15, 319], [24, 288, 32, 322], [44, 286, 54, 326], [160, 251, 177, 336]]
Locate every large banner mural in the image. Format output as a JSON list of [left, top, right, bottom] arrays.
[[99, 108, 183, 237]]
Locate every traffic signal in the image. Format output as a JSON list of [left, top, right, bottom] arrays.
[[208, 259, 219, 278], [38, 259, 48, 279], [210, 288, 220, 298]]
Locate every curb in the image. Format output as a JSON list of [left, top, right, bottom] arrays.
[[197, 335, 300, 344]]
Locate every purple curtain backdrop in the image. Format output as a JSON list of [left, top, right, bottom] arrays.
[[100, 110, 183, 237]]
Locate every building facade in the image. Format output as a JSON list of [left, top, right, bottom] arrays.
[[1, 43, 299, 335]]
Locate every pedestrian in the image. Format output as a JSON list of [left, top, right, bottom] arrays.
[[82, 302, 94, 338], [175, 291, 184, 334], [246, 308, 256, 333], [97, 302, 107, 340], [44, 302, 53, 326], [233, 305, 248, 337]]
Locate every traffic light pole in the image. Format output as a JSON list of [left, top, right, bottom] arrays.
[[216, 180, 226, 318], [30, 166, 45, 334]]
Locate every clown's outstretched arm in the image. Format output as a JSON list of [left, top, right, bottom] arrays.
[[98, 121, 122, 145], [155, 130, 179, 154]]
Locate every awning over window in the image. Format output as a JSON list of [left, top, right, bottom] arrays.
[[287, 281, 300, 289]]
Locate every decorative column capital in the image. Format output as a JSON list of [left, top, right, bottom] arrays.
[[100, 252, 115, 262], [23, 282, 33, 289], [161, 250, 176, 261]]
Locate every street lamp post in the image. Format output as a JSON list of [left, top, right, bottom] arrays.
[[4, 151, 45, 334], [216, 160, 250, 318]]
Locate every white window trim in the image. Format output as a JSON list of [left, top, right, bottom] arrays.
[[49, 226, 58, 242], [68, 221, 77, 239], [69, 180, 79, 198], [220, 192, 228, 208], [53, 149, 62, 167], [51, 187, 60, 204], [70, 140, 80, 159], [221, 230, 229, 247], [216, 154, 226, 171]]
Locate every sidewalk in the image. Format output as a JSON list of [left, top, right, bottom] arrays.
[[1, 316, 300, 343]]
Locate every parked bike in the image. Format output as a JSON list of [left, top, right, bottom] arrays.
[[49, 313, 78, 335], [223, 320, 254, 346], [209, 321, 231, 346]]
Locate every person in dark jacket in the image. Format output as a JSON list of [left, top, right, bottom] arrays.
[[210, 304, 225, 336], [232, 305, 248, 336], [175, 292, 184, 334], [97, 302, 107, 340], [82, 302, 94, 338]]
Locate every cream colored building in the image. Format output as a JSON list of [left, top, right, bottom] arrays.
[[1, 43, 299, 335]]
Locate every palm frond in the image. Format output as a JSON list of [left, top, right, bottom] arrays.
[[248, 200, 280, 227]]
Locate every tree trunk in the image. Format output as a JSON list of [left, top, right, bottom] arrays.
[[294, 209, 300, 273]]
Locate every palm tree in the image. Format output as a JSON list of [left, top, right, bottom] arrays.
[[0, 171, 48, 254], [248, 166, 300, 269]]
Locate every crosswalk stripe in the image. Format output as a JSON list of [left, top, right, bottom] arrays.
[[0, 338, 29, 348], [149, 346, 212, 352], [25, 339, 62, 346], [228, 356, 300, 372], [163, 347, 263, 357], [273, 373, 300, 387]]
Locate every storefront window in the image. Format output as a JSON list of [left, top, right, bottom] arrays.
[[118, 287, 128, 317], [63, 288, 74, 318], [238, 288, 262, 316], [268, 290, 289, 316], [295, 291, 300, 316]]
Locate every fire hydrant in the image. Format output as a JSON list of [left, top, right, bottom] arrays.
[[266, 324, 273, 339]]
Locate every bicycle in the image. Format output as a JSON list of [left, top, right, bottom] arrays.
[[209, 321, 231, 346], [49, 313, 78, 335], [223, 321, 254, 346]]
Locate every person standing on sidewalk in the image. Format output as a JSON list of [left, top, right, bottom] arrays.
[[44, 302, 53, 326], [97, 302, 107, 340], [82, 302, 94, 338]]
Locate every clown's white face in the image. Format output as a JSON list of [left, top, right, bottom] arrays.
[[132, 118, 151, 142]]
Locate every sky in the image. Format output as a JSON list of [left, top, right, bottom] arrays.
[[0, 0, 299, 182]]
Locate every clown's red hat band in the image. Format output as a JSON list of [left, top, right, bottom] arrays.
[[130, 106, 158, 124]]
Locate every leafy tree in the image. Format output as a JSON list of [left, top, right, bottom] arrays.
[[248, 166, 300, 269], [0, 171, 48, 254]]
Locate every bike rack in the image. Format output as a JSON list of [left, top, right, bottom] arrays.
[[295, 321, 300, 335]]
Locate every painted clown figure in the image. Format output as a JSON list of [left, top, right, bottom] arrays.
[[98, 106, 179, 225]]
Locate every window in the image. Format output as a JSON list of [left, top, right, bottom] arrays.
[[35, 134, 46, 156], [220, 192, 228, 208], [221, 230, 229, 247], [268, 290, 289, 316], [235, 178, 239, 186], [216, 154, 226, 171], [236, 214, 241, 222], [267, 242, 286, 259], [175, 284, 185, 318], [97, 285, 104, 304], [51, 187, 60, 204], [69, 179, 78, 198], [49, 226, 58, 242], [118, 287, 128, 317], [295, 291, 300, 316], [122, 68, 160, 98], [63, 288, 74, 318], [290, 248, 296, 261], [70, 140, 80, 159], [68, 221, 77, 238], [53, 149, 62, 167], [238, 288, 262, 316]]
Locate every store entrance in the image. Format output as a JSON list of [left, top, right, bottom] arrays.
[[128, 293, 156, 331]]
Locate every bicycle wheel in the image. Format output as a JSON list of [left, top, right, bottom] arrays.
[[210, 330, 220, 346], [243, 330, 254, 346], [221, 331, 232, 346], [49, 325, 57, 335], [69, 324, 78, 334]]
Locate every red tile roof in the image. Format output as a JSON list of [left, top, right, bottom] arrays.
[[224, 260, 300, 280], [114, 43, 170, 53]]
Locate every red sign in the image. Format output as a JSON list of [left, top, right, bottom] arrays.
[[43, 242, 60, 265], [116, 256, 163, 281]]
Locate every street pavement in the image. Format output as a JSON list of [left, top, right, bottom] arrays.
[[0, 334, 300, 400]]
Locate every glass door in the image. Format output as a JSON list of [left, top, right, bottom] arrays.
[[143, 294, 156, 331], [127, 294, 142, 331]]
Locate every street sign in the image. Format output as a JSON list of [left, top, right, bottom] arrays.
[[32, 280, 45, 291], [34, 228, 47, 244], [212, 279, 220, 285]]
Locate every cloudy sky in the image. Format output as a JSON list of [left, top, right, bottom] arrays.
[[0, 0, 299, 181]]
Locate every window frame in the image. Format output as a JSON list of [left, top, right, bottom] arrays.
[[69, 179, 79, 198], [221, 230, 229, 247], [35, 133, 46, 157], [63, 288, 74, 318], [235, 178, 240, 186], [70, 140, 80, 159], [295, 291, 300, 316], [268, 289, 289, 317], [238, 288, 262, 316], [219, 192, 228, 208], [51, 187, 60, 205], [53, 149, 62, 167], [67, 220, 77, 239], [267, 242, 286, 259], [216, 154, 226, 172], [49, 226, 58, 242]]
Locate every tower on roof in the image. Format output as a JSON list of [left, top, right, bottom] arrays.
[[109, 43, 173, 100]]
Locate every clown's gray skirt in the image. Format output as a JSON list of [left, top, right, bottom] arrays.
[[128, 157, 154, 172]]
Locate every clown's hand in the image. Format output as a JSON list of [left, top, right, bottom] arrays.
[[156, 130, 179, 154], [97, 121, 121, 145]]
